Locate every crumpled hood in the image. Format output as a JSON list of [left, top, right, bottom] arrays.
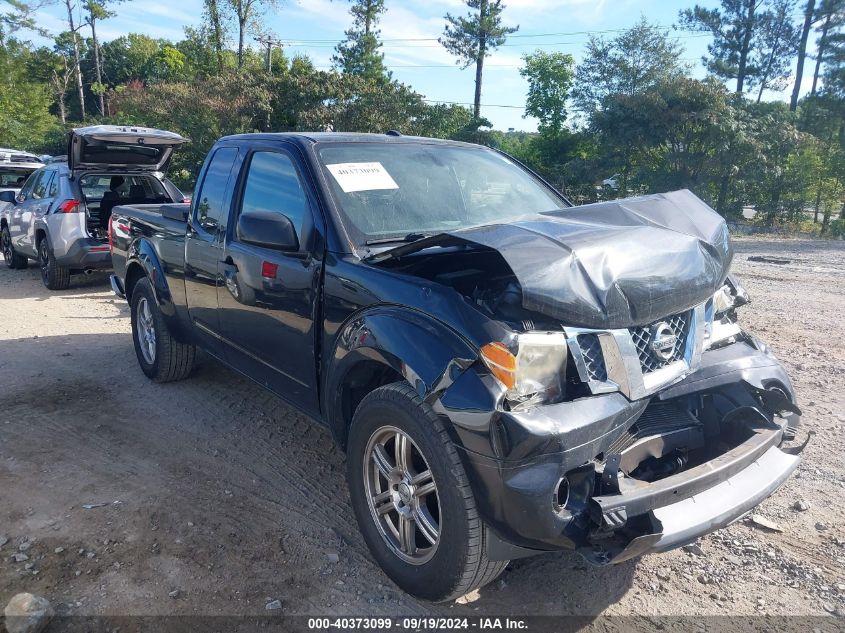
[[372, 189, 732, 329]]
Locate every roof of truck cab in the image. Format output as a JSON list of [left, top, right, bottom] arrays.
[[218, 132, 480, 149]]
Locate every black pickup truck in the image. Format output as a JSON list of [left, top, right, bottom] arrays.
[[109, 132, 805, 602]]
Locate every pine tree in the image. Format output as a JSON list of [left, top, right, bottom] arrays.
[[439, 0, 518, 119], [333, 0, 390, 83]]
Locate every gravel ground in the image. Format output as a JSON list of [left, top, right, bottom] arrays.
[[0, 237, 843, 624]]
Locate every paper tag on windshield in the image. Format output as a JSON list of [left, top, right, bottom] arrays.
[[326, 162, 399, 193]]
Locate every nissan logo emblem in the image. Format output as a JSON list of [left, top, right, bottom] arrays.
[[650, 322, 678, 361]]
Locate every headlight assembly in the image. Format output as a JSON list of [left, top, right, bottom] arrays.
[[480, 332, 568, 405]]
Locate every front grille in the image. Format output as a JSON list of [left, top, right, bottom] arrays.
[[630, 311, 691, 373], [577, 333, 607, 381]]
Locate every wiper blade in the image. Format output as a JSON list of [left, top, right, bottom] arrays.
[[364, 232, 432, 246]]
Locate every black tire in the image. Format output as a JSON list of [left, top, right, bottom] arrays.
[[347, 382, 507, 602], [38, 238, 70, 290], [130, 277, 196, 383], [2, 226, 28, 269]]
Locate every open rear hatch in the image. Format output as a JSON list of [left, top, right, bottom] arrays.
[[68, 125, 187, 172]]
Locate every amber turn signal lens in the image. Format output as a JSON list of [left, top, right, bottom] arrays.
[[480, 342, 517, 390]]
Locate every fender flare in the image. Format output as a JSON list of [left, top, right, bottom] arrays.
[[126, 237, 188, 340], [324, 305, 479, 446]]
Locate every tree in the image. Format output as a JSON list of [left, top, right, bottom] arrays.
[[222, 0, 281, 69], [591, 77, 735, 197], [1, 0, 50, 35], [0, 34, 57, 150], [83, 0, 126, 116], [29, 42, 75, 123], [753, 0, 800, 102], [62, 0, 86, 118], [519, 50, 574, 135], [333, 0, 390, 83], [812, 0, 845, 93], [204, 0, 227, 71], [680, 0, 767, 94], [572, 17, 686, 114], [791, 0, 816, 109], [439, 0, 518, 119]]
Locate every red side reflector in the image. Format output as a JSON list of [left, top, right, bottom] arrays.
[[261, 261, 278, 279], [58, 199, 80, 213]]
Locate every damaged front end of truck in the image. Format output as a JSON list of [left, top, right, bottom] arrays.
[[368, 189, 807, 563]]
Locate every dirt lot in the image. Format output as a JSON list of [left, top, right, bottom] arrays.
[[0, 238, 844, 625]]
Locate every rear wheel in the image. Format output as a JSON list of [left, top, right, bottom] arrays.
[[38, 238, 70, 290], [2, 226, 27, 269], [347, 382, 507, 602], [130, 277, 195, 382]]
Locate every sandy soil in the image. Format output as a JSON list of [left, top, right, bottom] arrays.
[[0, 238, 843, 624]]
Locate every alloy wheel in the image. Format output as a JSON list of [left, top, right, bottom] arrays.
[[136, 297, 157, 364], [39, 241, 50, 284], [363, 426, 441, 565], [2, 231, 11, 262]]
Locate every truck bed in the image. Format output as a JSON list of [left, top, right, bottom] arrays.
[[109, 203, 190, 283]]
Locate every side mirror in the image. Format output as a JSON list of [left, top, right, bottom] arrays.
[[237, 211, 299, 251], [0, 191, 17, 205]]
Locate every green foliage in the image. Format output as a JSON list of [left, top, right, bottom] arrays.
[[440, 0, 518, 116], [680, 0, 801, 96], [334, 0, 390, 83], [572, 17, 686, 115], [0, 35, 57, 150], [440, 0, 518, 68], [3, 0, 844, 238], [519, 50, 574, 134]]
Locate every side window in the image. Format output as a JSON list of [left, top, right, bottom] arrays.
[[48, 172, 59, 197], [239, 151, 308, 241], [33, 172, 54, 199], [194, 147, 238, 234], [20, 170, 43, 200]]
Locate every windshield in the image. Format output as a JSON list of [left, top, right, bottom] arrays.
[[317, 143, 568, 244]]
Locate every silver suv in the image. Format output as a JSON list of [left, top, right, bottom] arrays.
[[0, 126, 186, 290]]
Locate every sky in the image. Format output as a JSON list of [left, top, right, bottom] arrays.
[[20, 0, 819, 132]]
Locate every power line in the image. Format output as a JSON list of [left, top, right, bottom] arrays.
[[276, 25, 712, 45], [279, 33, 713, 49]]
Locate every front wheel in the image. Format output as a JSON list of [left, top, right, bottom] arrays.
[[39, 238, 70, 290], [130, 277, 196, 382], [2, 226, 27, 269], [347, 382, 507, 602]]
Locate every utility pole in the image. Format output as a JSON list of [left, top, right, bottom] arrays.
[[253, 35, 284, 132], [254, 35, 284, 74]]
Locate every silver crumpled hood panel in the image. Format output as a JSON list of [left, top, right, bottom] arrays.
[[373, 189, 733, 329]]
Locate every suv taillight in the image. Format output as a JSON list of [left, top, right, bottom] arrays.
[[108, 214, 114, 254], [58, 199, 80, 213]]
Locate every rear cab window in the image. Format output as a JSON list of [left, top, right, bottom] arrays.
[[193, 147, 239, 235]]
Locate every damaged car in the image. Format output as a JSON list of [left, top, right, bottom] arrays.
[[108, 132, 805, 602]]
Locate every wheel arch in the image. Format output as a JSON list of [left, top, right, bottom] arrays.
[[34, 226, 47, 248], [324, 306, 478, 449], [125, 238, 188, 340]]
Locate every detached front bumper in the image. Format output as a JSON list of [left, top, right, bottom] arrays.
[[612, 444, 798, 562], [440, 340, 805, 562]]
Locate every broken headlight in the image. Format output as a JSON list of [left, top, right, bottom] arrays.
[[480, 332, 568, 405], [706, 274, 748, 350]]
